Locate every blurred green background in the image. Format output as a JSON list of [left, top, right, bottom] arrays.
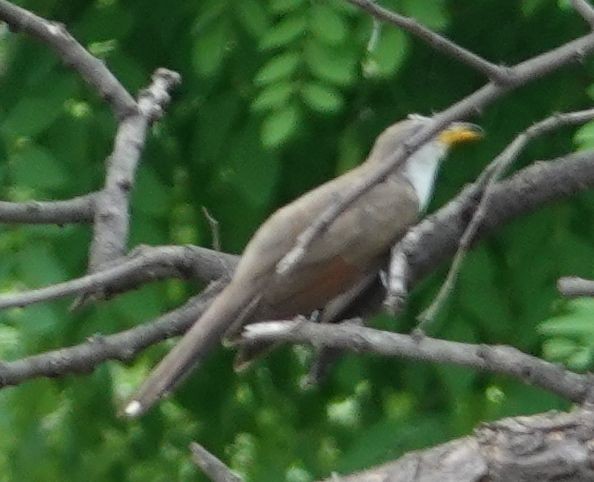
[[1, 0, 594, 480]]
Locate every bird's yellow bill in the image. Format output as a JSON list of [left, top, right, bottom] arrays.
[[439, 123, 483, 146]]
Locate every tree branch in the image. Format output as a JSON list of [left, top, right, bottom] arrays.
[[87, 68, 181, 273], [320, 406, 594, 481], [558, 276, 594, 297], [0, 194, 95, 224], [572, 0, 594, 28], [405, 150, 594, 288], [347, 0, 507, 81], [243, 320, 592, 404], [189, 442, 242, 482], [0, 282, 224, 389], [0, 0, 136, 119], [0, 245, 235, 310]]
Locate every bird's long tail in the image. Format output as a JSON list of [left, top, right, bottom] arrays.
[[123, 281, 255, 418]]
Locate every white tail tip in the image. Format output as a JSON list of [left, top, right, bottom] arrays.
[[124, 400, 142, 418]]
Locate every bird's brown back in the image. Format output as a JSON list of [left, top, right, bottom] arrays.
[[230, 163, 420, 321]]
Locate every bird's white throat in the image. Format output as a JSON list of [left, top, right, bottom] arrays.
[[403, 141, 447, 212]]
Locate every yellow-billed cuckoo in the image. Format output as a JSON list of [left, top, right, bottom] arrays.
[[124, 115, 482, 417]]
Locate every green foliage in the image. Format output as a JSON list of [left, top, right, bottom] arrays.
[[0, 0, 592, 480], [401, 0, 449, 30], [539, 299, 594, 370]]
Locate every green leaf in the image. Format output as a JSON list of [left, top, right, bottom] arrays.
[[0, 325, 20, 359], [260, 15, 307, 50], [88, 39, 118, 58], [269, 0, 304, 14], [539, 299, 594, 342], [521, 0, 548, 16], [336, 125, 364, 173], [0, 137, 7, 184], [236, 0, 270, 37], [10, 144, 69, 190], [15, 303, 61, 338], [17, 243, 66, 287], [301, 82, 343, 113], [364, 28, 409, 79], [195, 93, 241, 161], [228, 122, 280, 206], [134, 167, 171, 217], [574, 120, 594, 150], [111, 284, 164, 323], [539, 314, 594, 337], [458, 247, 511, 339], [566, 347, 593, 371], [261, 105, 300, 148], [2, 98, 64, 139], [401, 0, 449, 30], [309, 4, 348, 45], [339, 416, 446, 473], [254, 52, 300, 85], [305, 41, 357, 86], [192, 17, 232, 77], [252, 82, 294, 111], [542, 338, 579, 361], [74, 3, 134, 40]]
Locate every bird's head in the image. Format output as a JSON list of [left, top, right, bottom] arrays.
[[404, 114, 483, 150], [368, 115, 483, 211], [437, 121, 484, 149], [369, 115, 483, 165]]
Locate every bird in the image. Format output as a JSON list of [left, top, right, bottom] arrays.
[[124, 115, 482, 417]]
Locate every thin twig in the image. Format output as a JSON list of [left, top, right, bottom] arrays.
[[418, 108, 594, 329], [366, 18, 381, 53], [0, 245, 236, 311], [189, 442, 243, 482], [572, 0, 594, 27], [347, 0, 508, 82], [558, 276, 594, 297], [0, 0, 136, 119], [202, 207, 222, 252], [0, 194, 95, 224], [242, 320, 592, 404], [277, 23, 594, 277]]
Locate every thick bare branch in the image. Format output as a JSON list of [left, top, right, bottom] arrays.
[[0, 283, 224, 389], [0, 0, 136, 119], [321, 407, 594, 482], [0, 245, 235, 311], [405, 150, 594, 289], [87, 68, 181, 273], [243, 320, 592, 404], [0, 194, 95, 224]]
